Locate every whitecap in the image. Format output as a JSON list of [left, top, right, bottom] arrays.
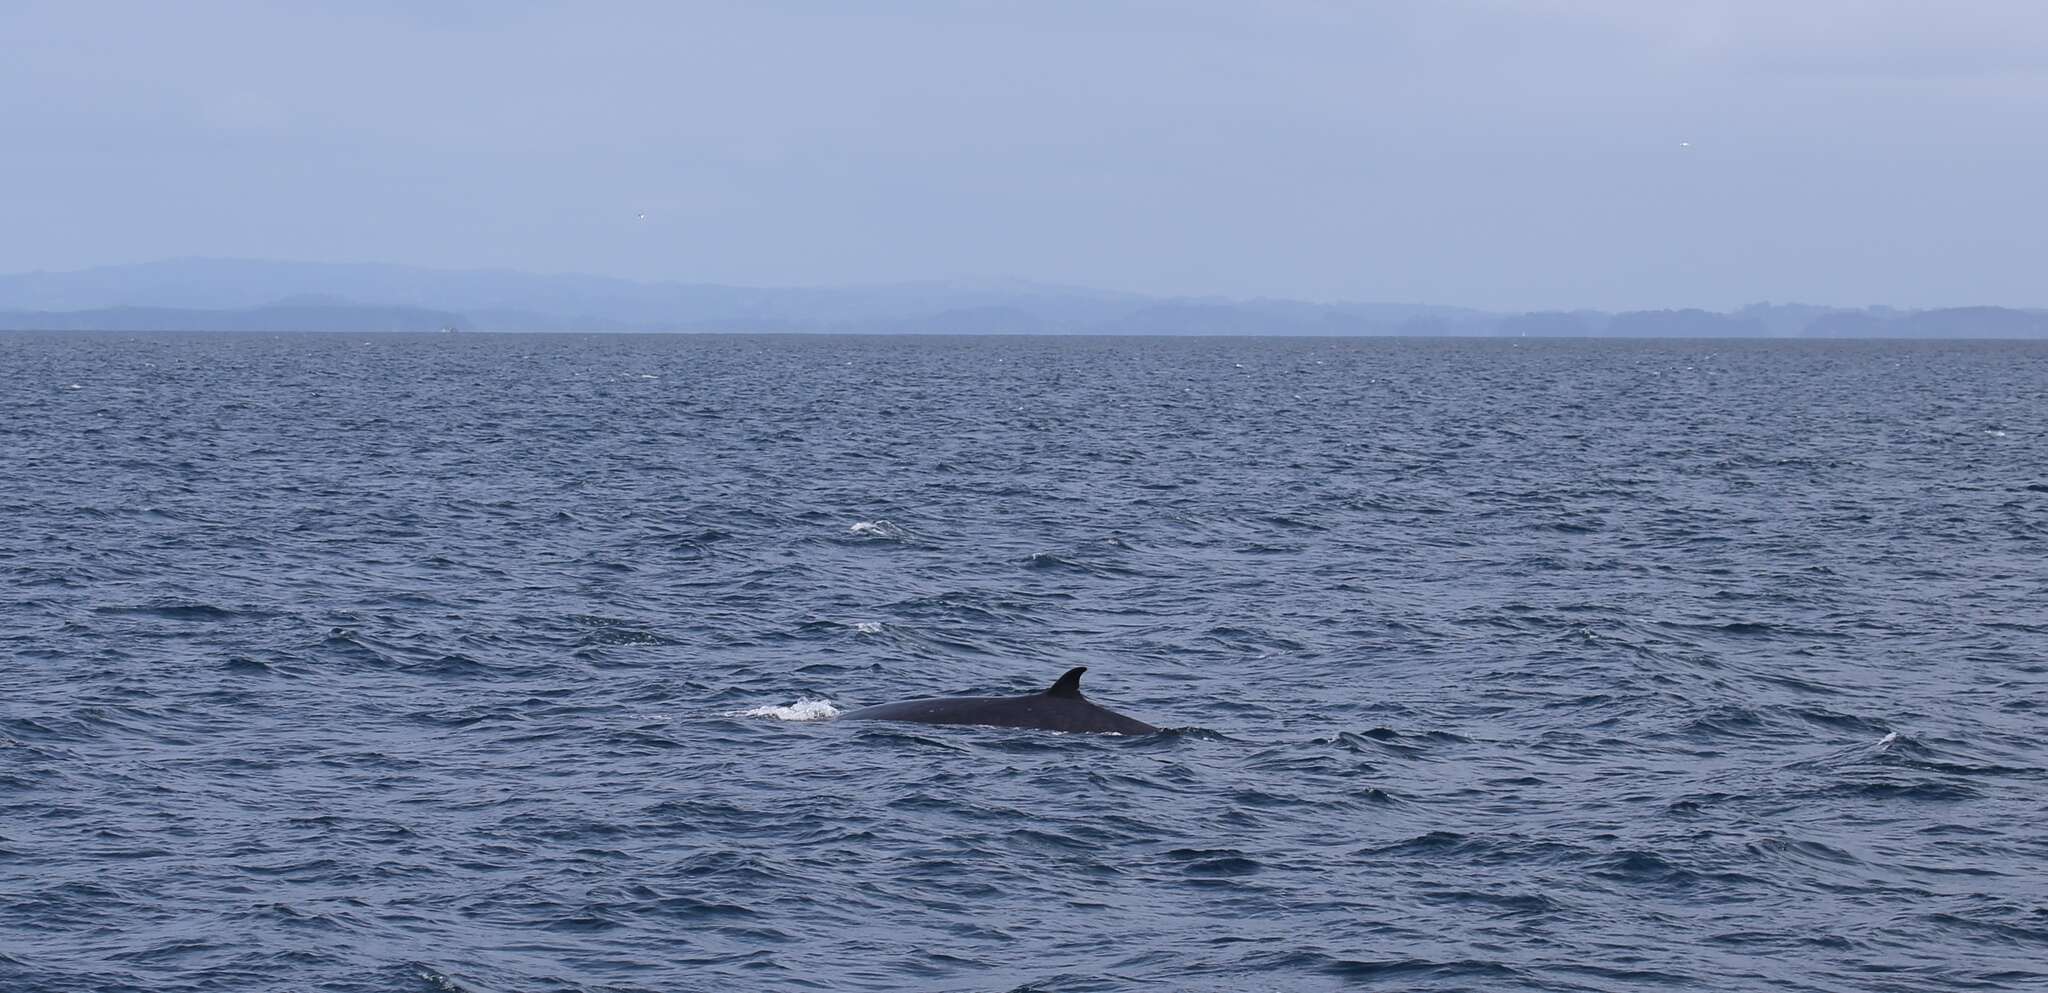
[[732, 699, 843, 721], [848, 520, 905, 538], [852, 621, 883, 634]]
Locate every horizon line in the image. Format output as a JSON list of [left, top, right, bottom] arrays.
[[13, 256, 2044, 315]]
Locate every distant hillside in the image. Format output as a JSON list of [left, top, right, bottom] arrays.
[[1, 260, 2044, 337], [0, 303, 464, 333], [0, 259, 1155, 331], [0, 259, 1484, 335]]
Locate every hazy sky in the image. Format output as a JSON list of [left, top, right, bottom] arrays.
[[4, 1, 2045, 309]]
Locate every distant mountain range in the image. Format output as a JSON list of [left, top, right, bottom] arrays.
[[2, 259, 2045, 338]]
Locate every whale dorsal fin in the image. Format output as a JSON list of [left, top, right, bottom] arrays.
[[1047, 666, 1087, 698]]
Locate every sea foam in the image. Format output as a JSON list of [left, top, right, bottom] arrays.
[[732, 699, 843, 721]]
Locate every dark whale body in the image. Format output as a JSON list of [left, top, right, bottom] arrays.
[[840, 667, 1158, 735]]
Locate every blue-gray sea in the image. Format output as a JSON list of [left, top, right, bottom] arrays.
[[3, 332, 2046, 993]]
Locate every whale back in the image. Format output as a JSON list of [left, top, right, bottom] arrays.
[[839, 667, 1158, 735]]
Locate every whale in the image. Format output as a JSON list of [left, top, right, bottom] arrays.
[[839, 667, 1159, 735]]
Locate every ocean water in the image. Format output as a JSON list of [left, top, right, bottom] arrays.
[[2, 331, 2045, 993]]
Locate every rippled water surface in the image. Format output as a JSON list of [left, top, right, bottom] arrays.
[[4, 332, 2047, 992]]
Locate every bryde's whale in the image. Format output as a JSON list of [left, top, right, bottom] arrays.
[[840, 667, 1159, 735]]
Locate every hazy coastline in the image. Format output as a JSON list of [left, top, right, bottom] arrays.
[[6, 259, 2045, 338]]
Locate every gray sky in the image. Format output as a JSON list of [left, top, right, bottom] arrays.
[[4, 1, 2044, 310]]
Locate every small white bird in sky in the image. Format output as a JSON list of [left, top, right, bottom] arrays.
[[1679, 141, 1692, 149], [636, 211, 647, 220]]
